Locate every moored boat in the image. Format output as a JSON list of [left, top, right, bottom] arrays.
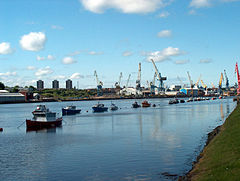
[[132, 101, 141, 108], [169, 98, 179, 104], [142, 100, 151, 107], [180, 99, 185, 103], [110, 103, 118, 111], [92, 103, 108, 112], [26, 105, 62, 130], [62, 105, 81, 115], [187, 97, 193, 102]]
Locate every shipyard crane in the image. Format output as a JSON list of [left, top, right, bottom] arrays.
[[115, 72, 123, 88], [187, 71, 194, 88], [151, 59, 167, 94], [177, 76, 184, 88], [126, 74, 131, 88], [224, 70, 229, 91], [136, 63, 141, 90], [218, 73, 224, 95], [94, 70, 103, 96], [200, 80, 207, 89], [195, 75, 202, 88], [235, 62, 240, 94], [150, 72, 157, 95]]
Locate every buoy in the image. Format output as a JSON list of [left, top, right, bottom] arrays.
[[0, 128, 3, 132], [86, 110, 88, 112]]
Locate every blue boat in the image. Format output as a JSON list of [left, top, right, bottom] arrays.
[[92, 103, 108, 112], [62, 105, 81, 116]]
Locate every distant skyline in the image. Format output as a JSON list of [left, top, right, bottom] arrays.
[[1, 0, 240, 88]]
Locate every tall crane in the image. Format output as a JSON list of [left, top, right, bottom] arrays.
[[94, 70, 103, 96], [115, 72, 123, 88], [219, 73, 224, 95], [136, 63, 141, 90], [195, 75, 202, 88], [177, 76, 184, 88], [126, 74, 131, 88], [151, 59, 167, 93], [235, 62, 240, 94], [211, 82, 215, 89], [150, 72, 157, 95], [187, 71, 194, 88], [201, 80, 207, 89], [224, 70, 229, 91]]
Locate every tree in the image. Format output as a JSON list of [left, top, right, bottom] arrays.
[[0, 82, 5, 90]]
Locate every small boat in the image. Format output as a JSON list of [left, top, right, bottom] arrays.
[[92, 103, 108, 112], [152, 104, 156, 107], [211, 97, 216, 100], [180, 99, 185, 103], [132, 101, 141, 108], [169, 98, 179, 104], [187, 97, 193, 102], [142, 100, 151, 107], [26, 105, 62, 130], [110, 103, 118, 111], [62, 105, 81, 115]]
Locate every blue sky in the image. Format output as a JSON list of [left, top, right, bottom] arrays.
[[0, 0, 240, 89]]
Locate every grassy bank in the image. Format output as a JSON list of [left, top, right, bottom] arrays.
[[187, 103, 240, 180]]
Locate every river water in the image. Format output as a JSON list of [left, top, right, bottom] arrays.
[[0, 98, 236, 181]]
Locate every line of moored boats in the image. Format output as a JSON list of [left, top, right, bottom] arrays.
[[25, 96, 226, 131]]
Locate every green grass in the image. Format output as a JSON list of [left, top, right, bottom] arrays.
[[190, 103, 240, 181]]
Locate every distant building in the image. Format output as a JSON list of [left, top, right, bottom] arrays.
[[0, 91, 25, 103], [52, 80, 59, 89], [66, 79, 72, 89], [37, 80, 44, 90]]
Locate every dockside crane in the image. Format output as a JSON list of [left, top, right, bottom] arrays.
[[151, 59, 167, 94], [94, 70, 103, 96], [136, 63, 141, 91], [150, 72, 157, 95], [177, 76, 184, 88], [224, 70, 229, 91], [218, 73, 224, 95], [126, 74, 131, 88], [200, 80, 207, 89], [211, 82, 215, 89], [115, 72, 123, 89], [187, 71, 194, 97], [195, 75, 202, 88], [235, 62, 240, 94]]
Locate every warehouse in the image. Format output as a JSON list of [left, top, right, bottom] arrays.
[[0, 91, 25, 103]]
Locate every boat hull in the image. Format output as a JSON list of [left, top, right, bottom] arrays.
[[62, 109, 81, 115], [26, 118, 62, 130], [92, 107, 108, 112]]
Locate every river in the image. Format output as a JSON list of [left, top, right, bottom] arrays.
[[0, 98, 236, 181]]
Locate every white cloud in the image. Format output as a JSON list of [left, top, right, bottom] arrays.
[[157, 30, 172, 38], [36, 55, 45, 61], [62, 56, 76, 64], [51, 25, 63, 30], [88, 51, 103, 55], [47, 55, 55, 60], [145, 47, 184, 62], [175, 59, 190, 64], [53, 75, 66, 80], [68, 50, 82, 56], [157, 11, 170, 18], [35, 66, 53, 76], [79, 0, 172, 14], [200, 58, 212, 63], [36, 55, 55, 61], [190, 0, 211, 8], [19, 32, 46, 51], [27, 66, 36, 70], [122, 51, 133, 57], [70, 73, 84, 79], [0, 71, 17, 76], [189, 9, 197, 15], [0, 42, 14, 55]]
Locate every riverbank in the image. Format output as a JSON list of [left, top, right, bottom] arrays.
[[180, 102, 240, 180]]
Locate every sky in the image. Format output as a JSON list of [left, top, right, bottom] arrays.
[[0, 0, 240, 89]]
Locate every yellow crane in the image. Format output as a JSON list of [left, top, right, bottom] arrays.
[[211, 82, 215, 89], [201, 80, 207, 89], [195, 75, 202, 88]]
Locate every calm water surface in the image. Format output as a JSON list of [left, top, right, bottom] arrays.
[[0, 98, 236, 181]]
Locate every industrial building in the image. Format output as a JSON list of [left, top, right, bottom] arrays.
[[52, 80, 59, 89], [37, 80, 44, 90], [0, 90, 25, 103], [66, 79, 72, 89]]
